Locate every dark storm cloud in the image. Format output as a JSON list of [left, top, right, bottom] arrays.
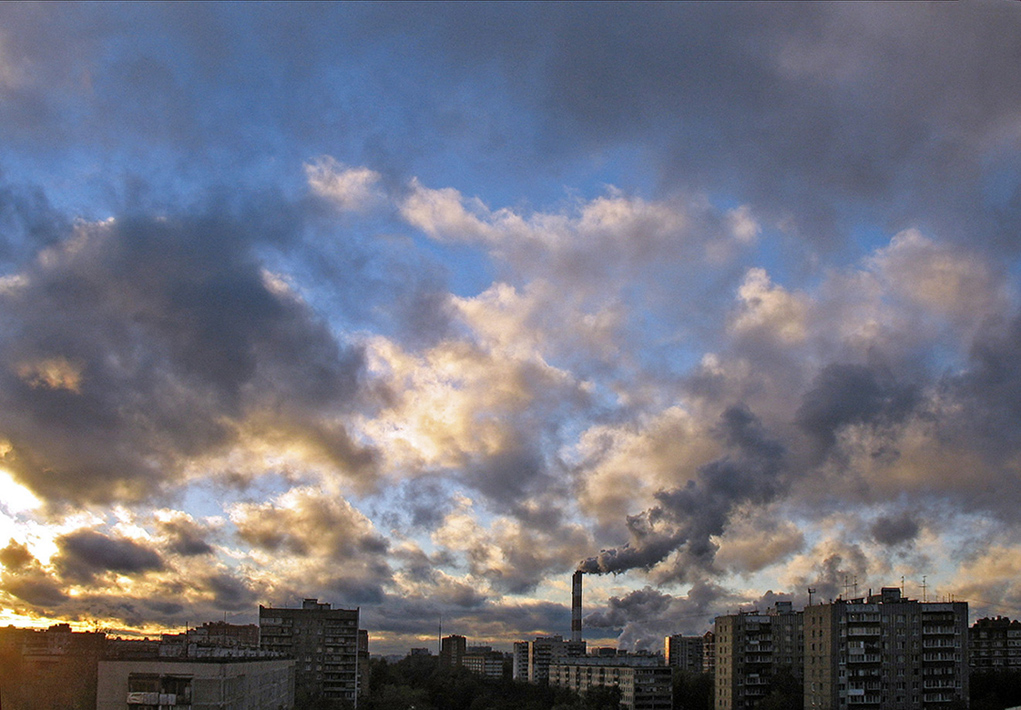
[[871, 514, 920, 548], [0, 541, 69, 608], [201, 572, 256, 611], [959, 312, 1021, 444], [583, 587, 674, 630], [460, 438, 569, 527], [3, 571, 69, 608], [580, 406, 786, 579], [585, 580, 731, 649], [359, 595, 570, 644], [388, 478, 455, 531], [0, 202, 372, 504], [794, 547, 871, 604], [157, 517, 215, 557], [361, 3, 1021, 255], [4, 3, 1016, 258], [53, 530, 164, 583], [796, 363, 920, 457]]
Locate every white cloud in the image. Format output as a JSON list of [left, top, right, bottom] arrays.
[[306, 157, 383, 212], [730, 268, 808, 344]]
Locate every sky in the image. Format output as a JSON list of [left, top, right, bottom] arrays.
[[1, 1, 1021, 655]]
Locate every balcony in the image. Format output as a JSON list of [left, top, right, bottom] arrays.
[[847, 654, 881, 663], [847, 694, 882, 705]]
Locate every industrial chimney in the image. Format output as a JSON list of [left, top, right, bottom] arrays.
[[571, 570, 583, 643]]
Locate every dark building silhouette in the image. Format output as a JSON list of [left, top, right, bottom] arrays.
[[440, 634, 467, 668], [0, 623, 106, 710], [970, 616, 1021, 670]]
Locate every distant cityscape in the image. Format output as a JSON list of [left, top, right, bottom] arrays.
[[2, 582, 1020, 709]]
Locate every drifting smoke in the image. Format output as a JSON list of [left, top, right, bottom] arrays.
[[578, 406, 786, 580]]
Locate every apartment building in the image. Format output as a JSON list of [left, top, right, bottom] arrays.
[[665, 634, 704, 673], [804, 587, 968, 710], [526, 635, 587, 683], [970, 616, 1021, 671], [96, 657, 294, 710], [463, 646, 505, 678], [549, 656, 672, 710], [702, 630, 715, 675], [440, 634, 467, 669], [714, 601, 804, 710], [259, 598, 361, 707]]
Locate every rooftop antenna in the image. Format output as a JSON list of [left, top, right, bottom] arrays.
[[842, 575, 853, 599], [807, 588, 816, 607], [922, 575, 928, 603]]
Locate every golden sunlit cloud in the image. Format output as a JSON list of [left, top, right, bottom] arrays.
[[16, 357, 84, 393]]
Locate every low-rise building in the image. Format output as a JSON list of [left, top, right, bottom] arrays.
[[970, 616, 1021, 671], [464, 649, 505, 678], [96, 657, 294, 710], [549, 656, 672, 710]]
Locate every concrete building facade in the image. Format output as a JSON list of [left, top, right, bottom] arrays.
[[259, 598, 361, 706], [549, 657, 672, 710], [512, 641, 530, 680], [664, 634, 704, 673], [714, 601, 804, 710], [440, 634, 467, 669], [96, 657, 294, 710], [527, 635, 587, 683], [0, 624, 106, 710], [804, 588, 968, 710], [463, 649, 505, 678], [970, 616, 1021, 671], [702, 630, 715, 676]]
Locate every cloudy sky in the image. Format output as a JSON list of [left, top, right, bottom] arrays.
[[1, 2, 1021, 654]]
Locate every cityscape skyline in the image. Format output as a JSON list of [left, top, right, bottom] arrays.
[[1, 2, 1021, 657]]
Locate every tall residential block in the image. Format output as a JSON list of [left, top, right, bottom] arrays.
[[526, 635, 587, 683], [513, 641, 530, 680], [664, 634, 704, 673], [702, 630, 715, 675], [440, 634, 467, 669], [714, 601, 804, 710], [804, 587, 968, 710], [259, 598, 361, 707]]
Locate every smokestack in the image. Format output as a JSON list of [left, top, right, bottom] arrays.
[[572, 570, 583, 643]]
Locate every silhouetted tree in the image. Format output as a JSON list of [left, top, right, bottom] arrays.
[[672, 670, 712, 710], [971, 669, 1021, 710], [759, 666, 802, 710]]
